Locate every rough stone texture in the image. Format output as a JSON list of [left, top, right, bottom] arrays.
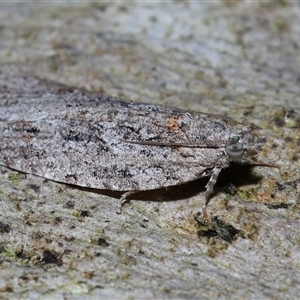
[[0, 2, 299, 299]]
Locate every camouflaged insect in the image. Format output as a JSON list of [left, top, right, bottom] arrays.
[[0, 67, 265, 213]]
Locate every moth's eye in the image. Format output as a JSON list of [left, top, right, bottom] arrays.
[[225, 141, 244, 158]]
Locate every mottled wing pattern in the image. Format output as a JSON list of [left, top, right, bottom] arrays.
[[0, 67, 242, 191]]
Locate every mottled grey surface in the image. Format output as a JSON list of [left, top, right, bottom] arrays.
[[0, 2, 299, 300]]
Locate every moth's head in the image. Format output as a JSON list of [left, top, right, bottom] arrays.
[[225, 131, 260, 162]]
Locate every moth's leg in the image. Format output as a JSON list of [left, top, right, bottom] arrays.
[[202, 167, 222, 217], [117, 191, 136, 214]]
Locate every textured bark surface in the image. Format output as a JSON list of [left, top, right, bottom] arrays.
[[0, 2, 299, 299]]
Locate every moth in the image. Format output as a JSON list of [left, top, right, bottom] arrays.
[[0, 67, 268, 214]]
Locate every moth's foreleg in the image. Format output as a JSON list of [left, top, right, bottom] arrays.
[[202, 167, 222, 217]]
